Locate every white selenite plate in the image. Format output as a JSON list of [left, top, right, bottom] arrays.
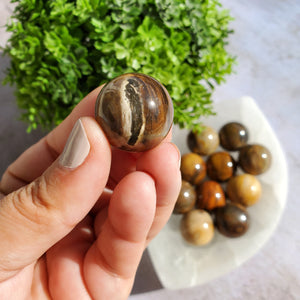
[[147, 96, 288, 289]]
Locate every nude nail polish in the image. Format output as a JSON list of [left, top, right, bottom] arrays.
[[59, 119, 90, 168]]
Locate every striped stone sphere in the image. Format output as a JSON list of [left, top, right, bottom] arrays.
[[95, 73, 173, 152]]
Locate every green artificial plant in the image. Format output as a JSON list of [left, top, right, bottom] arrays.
[[3, 0, 236, 132]]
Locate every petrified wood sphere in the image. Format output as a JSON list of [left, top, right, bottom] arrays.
[[187, 126, 220, 155], [180, 209, 214, 246], [215, 203, 250, 238], [227, 174, 262, 207], [174, 180, 197, 214], [95, 73, 173, 152], [206, 151, 236, 182], [180, 153, 207, 185], [196, 180, 226, 210], [219, 122, 249, 151], [238, 144, 272, 175]]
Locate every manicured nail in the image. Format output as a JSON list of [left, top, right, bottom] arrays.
[[59, 119, 90, 169]]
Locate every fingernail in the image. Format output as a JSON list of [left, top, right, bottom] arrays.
[[59, 119, 90, 169]]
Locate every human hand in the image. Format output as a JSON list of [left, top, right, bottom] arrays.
[[0, 87, 181, 299]]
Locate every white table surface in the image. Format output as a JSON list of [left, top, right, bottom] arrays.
[[1, 0, 299, 299]]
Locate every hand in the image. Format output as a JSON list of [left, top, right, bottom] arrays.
[[0, 87, 181, 299]]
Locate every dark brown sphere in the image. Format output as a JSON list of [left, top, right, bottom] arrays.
[[238, 144, 272, 175], [206, 151, 236, 182], [219, 122, 249, 151], [227, 174, 262, 206], [187, 126, 219, 155], [95, 73, 173, 152], [174, 181, 197, 214], [196, 180, 226, 210], [180, 153, 207, 185], [215, 203, 250, 238], [180, 209, 214, 245]]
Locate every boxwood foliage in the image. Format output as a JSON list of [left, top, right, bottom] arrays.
[[3, 0, 236, 132]]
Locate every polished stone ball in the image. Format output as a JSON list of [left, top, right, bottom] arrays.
[[227, 174, 262, 206], [180, 209, 214, 246], [206, 151, 236, 182], [238, 144, 272, 175], [196, 180, 226, 210], [219, 122, 249, 151], [187, 126, 220, 155], [95, 73, 173, 152], [174, 180, 197, 214], [214, 203, 250, 238], [180, 153, 207, 185]]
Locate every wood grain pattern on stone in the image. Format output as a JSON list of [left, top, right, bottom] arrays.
[[215, 202, 250, 238], [180, 153, 207, 185], [95, 73, 173, 152], [227, 174, 262, 206], [174, 180, 197, 214], [206, 151, 236, 182], [238, 144, 272, 175], [196, 180, 226, 210], [180, 209, 214, 246], [219, 122, 249, 151], [187, 126, 220, 155]]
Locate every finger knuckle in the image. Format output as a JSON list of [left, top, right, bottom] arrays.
[[11, 176, 55, 227], [30, 176, 54, 210]]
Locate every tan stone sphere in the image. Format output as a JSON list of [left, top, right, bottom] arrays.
[[227, 174, 262, 206], [180, 209, 214, 246]]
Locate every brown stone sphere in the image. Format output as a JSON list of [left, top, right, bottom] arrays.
[[206, 151, 236, 182], [180, 153, 206, 185], [227, 174, 262, 206], [174, 180, 197, 214], [219, 122, 249, 151], [180, 209, 214, 245], [187, 126, 220, 155], [196, 180, 226, 210], [95, 73, 173, 152], [215, 203, 250, 238], [238, 144, 272, 175]]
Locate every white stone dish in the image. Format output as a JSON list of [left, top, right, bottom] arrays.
[[147, 96, 288, 289]]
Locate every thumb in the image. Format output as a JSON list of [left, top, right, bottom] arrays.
[[0, 117, 111, 280]]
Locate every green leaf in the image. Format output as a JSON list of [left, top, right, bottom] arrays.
[[3, 0, 236, 133]]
